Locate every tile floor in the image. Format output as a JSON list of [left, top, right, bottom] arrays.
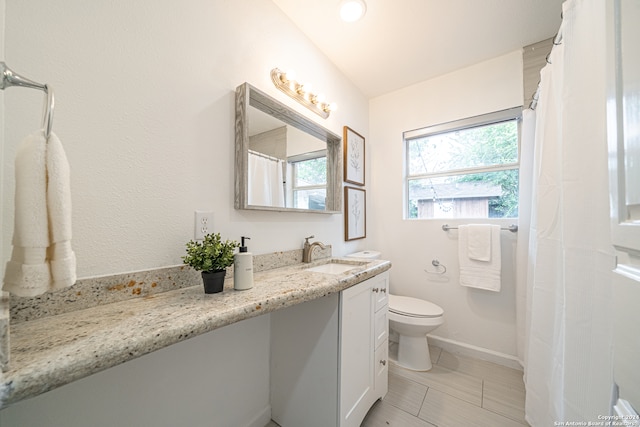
[[266, 343, 529, 427], [361, 344, 529, 427]]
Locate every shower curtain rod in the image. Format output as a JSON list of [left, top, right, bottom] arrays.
[[529, 23, 564, 110], [0, 61, 55, 138], [248, 149, 283, 163]]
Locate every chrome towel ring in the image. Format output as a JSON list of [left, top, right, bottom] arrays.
[[425, 259, 447, 275], [1, 61, 55, 139]]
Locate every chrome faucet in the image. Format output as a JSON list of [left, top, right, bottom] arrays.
[[303, 235, 326, 263]]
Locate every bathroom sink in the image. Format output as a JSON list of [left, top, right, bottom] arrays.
[[305, 260, 366, 274]]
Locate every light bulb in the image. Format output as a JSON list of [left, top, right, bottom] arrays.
[[297, 82, 313, 97], [304, 84, 314, 100], [283, 69, 296, 83]]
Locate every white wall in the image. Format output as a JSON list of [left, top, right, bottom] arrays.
[[1, 0, 370, 279], [369, 51, 524, 360]]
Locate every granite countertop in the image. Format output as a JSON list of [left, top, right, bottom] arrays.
[[0, 258, 391, 409]]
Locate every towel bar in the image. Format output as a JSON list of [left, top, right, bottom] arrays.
[[442, 224, 518, 233]]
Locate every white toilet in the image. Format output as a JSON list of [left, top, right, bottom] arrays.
[[388, 294, 444, 371], [347, 250, 445, 371]]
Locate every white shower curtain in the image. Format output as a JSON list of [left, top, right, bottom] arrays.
[[515, 108, 535, 368], [519, 0, 615, 424], [248, 152, 285, 207]]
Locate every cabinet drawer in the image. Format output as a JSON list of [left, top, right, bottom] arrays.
[[374, 307, 388, 350], [373, 272, 389, 312]]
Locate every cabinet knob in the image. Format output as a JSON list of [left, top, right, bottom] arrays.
[[380, 359, 387, 366], [381, 288, 387, 293], [372, 287, 379, 293]]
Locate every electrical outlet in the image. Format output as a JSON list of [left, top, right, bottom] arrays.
[[194, 211, 214, 240]]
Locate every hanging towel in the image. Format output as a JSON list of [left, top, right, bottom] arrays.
[[458, 224, 501, 292], [3, 131, 76, 297], [467, 224, 493, 261]]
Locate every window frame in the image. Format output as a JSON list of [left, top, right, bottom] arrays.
[[403, 106, 522, 219], [288, 149, 328, 209]]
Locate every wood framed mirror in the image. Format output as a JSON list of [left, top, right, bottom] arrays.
[[235, 82, 342, 213]]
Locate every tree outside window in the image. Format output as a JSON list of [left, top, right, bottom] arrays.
[[405, 108, 521, 219]]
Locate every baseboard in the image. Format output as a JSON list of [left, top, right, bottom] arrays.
[[426, 334, 523, 371], [245, 405, 272, 427]]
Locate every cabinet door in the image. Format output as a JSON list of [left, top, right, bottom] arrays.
[[612, 265, 640, 412], [607, 0, 640, 416], [339, 280, 375, 427], [607, 0, 640, 252]]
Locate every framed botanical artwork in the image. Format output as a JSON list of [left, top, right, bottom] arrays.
[[343, 126, 365, 186], [344, 186, 366, 241]]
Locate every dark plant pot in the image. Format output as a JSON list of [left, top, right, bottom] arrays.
[[201, 270, 226, 294]]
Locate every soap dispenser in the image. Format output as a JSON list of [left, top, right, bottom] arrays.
[[234, 236, 253, 290]]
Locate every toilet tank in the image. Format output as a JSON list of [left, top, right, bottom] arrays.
[[346, 250, 381, 260]]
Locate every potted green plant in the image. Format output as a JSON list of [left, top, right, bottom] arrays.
[[182, 233, 239, 294]]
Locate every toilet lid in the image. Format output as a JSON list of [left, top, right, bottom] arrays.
[[389, 294, 444, 318]]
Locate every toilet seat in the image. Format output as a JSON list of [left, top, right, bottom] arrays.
[[389, 295, 443, 318]]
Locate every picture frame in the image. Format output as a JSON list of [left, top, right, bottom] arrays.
[[343, 126, 365, 186], [344, 186, 366, 241]]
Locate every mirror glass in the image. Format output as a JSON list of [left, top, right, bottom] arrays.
[[235, 83, 342, 213]]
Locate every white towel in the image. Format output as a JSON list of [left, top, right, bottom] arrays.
[[458, 224, 501, 292], [467, 224, 492, 261], [3, 131, 76, 297]]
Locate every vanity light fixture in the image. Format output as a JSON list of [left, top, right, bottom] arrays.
[[270, 68, 337, 119], [339, 0, 367, 22]]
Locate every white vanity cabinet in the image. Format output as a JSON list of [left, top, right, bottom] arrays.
[[270, 271, 390, 427], [339, 271, 389, 427]]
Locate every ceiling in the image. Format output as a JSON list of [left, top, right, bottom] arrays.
[[271, 0, 565, 98]]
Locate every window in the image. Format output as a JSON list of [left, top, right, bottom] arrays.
[[404, 107, 521, 219], [289, 150, 327, 210]]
